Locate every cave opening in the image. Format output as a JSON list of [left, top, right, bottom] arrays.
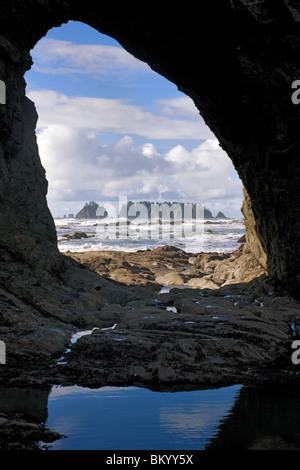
[[25, 20, 244, 264], [2, 2, 299, 297]]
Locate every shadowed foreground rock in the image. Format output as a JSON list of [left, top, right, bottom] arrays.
[[49, 247, 300, 389], [0, 412, 64, 450], [57, 287, 299, 389], [1, 245, 300, 391]]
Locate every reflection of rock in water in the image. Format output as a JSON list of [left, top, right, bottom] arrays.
[[0, 386, 63, 450], [0, 386, 50, 421], [205, 385, 300, 450]]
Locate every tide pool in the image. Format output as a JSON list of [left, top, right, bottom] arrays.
[[44, 384, 242, 450]]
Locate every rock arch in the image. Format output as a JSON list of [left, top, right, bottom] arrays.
[[0, 1, 300, 297]]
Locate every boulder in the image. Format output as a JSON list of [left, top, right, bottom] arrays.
[[65, 232, 88, 240]]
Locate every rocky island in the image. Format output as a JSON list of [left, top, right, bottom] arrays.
[[76, 201, 100, 219], [75, 200, 229, 221]]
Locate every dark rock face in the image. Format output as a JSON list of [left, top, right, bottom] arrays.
[[0, 1, 300, 295]]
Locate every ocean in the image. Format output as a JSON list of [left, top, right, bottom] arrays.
[[55, 216, 245, 254]]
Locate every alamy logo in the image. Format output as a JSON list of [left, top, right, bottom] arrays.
[[291, 80, 300, 105], [0, 341, 6, 364], [95, 197, 205, 242], [0, 80, 6, 105], [291, 340, 300, 365]]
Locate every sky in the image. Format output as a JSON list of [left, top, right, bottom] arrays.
[[25, 21, 243, 218]]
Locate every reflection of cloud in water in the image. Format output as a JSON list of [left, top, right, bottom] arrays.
[[160, 406, 226, 439], [49, 385, 136, 400], [159, 386, 242, 441], [48, 386, 137, 446]]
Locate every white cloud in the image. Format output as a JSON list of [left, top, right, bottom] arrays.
[[157, 96, 200, 118], [31, 38, 151, 79], [164, 140, 242, 203], [37, 125, 243, 218], [27, 29, 243, 219], [28, 89, 214, 140], [142, 143, 161, 158]]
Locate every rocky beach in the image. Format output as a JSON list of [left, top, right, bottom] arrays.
[[1, 235, 299, 389]]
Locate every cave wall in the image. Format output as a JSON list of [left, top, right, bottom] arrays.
[[0, 0, 300, 295]]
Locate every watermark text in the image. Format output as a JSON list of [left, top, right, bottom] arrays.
[[106, 453, 194, 467], [0, 80, 6, 105], [95, 197, 205, 243], [291, 80, 300, 104], [291, 340, 300, 365], [0, 340, 6, 364]]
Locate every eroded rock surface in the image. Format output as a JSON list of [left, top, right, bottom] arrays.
[[44, 246, 297, 389], [66, 243, 267, 293], [0, 245, 299, 392], [51, 278, 300, 390]]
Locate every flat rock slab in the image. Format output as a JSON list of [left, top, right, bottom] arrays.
[[1, 246, 300, 389], [52, 284, 300, 389]]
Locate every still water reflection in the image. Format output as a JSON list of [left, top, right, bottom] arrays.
[[46, 385, 241, 450], [1, 383, 300, 450]]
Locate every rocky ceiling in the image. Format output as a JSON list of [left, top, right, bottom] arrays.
[[0, 0, 300, 297]]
